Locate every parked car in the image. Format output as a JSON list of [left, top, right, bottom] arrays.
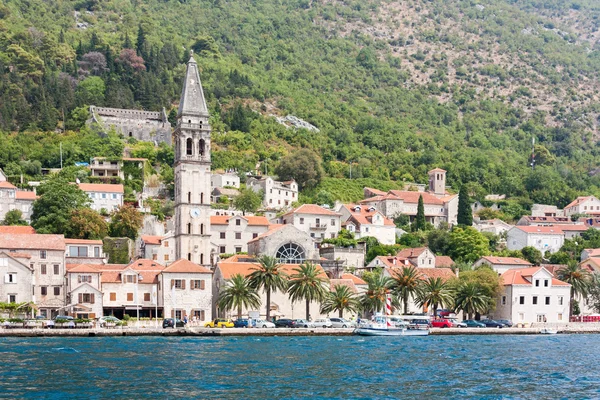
[[204, 319, 234, 328], [463, 319, 486, 328], [481, 319, 505, 328], [163, 318, 185, 328], [431, 319, 455, 328], [496, 319, 513, 327], [313, 318, 332, 328], [408, 319, 432, 329], [53, 315, 74, 321], [329, 318, 354, 328], [98, 316, 121, 327], [255, 319, 275, 328], [446, 317, 467, 328], [274, 319, 297, 328], [233, 319, 249, 328], [294, 319, 315, 328]]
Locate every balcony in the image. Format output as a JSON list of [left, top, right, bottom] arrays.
[[310, 223, 328, 230]]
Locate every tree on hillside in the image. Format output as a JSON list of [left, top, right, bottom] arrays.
[[447, 227, 489, 263], [31, 178, 90, 234], [65, 208, 108, 240], [3, 209, 27, 226], [457, 186, 473, 226], [557, 262, 592, 318], [217, 274, 262, 320], [233, 188, 262, 215], [457, 266, 504, 313], [320, 284, 361, 318], [248, 255, 288, 322], [520, 246, 543, 265], [287, 262, 329, 320], [275, 149, 324, 190], [412, 195, 426, 231], [108, 204, 143, 240]]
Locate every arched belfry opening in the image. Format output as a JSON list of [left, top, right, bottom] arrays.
[[186, 138, 193, 155], [199, 139, 205, 156]]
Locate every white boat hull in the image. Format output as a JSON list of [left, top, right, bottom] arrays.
[[540, 328, 557, 334], [354, 327, 429, 336]]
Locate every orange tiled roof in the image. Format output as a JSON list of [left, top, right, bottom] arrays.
[[329, 279, 357, 293], [67, 264, 101, 273], [373, 255, 411, 268], [396, 247, 428, 259], [388, 191, 445, 205], [584, 249, 600, 258], [565, 196, 591, 210], [65, 238, 103, 245], [218, 261, 327, 280], [163, 259, 212, 274], [389, 266, 455, 281], [210, 215, 270, 226], [78, 183, 124, 193], [479, 256, 532, 266], [501, 267, 570, 286], [15, 191, 37, 200], [428, 168, 446, 173], [435, 256, 455, 268], [342, 204, 395, 227], [560, 225, 589, 231], [0, 233, 64, 250], [283, 204, 340, 217], [579, 258, 600, 273], [0, 226, 36, 234], [364, 187, 388, 196], [341, 273, 367, 285], [247, 224, 285, 243], [6, 252, 32, 259], [0, 181, 16, 189], [514, 226, 564, 234], [141, 235, 162, 245]]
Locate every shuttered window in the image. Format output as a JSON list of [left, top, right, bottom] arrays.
[[110, 292, 116, 301], [127, 293, 133, 301], [191, 280, 205, 290], [144, 293, 150, 302]]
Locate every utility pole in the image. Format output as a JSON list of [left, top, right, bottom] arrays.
[[530, 136, 535, 171]]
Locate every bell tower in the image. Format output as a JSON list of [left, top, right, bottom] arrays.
[[173, 54, 211, 266]]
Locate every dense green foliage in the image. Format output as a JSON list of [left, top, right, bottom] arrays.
[[0, 0, 600, 205], [457, 186, 472, 227], [217, 273, 262, 320]]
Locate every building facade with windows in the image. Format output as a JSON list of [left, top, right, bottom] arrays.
[[338, 204, 396, 245], [247, 224, 318, 264], [564, 195, 600, 217], [493, 267, 571, 324], [78, 183, 124, 212], [211, 172, 240, 189], [210, 215, 271, 255], [0, 181, 36, 223], [65, 239, 106, 265], [280, 204, 341, 241], [65, 264, 103, 319], [138, 234, 175, 265], [507, 226, 565, 254], [246, 176, 298, 210], [0, 252, 34, 305]]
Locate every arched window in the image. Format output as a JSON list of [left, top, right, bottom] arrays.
[[200, 193, 204, 204], [275, 243, 306, 264], [187, 192, 191, 203], [199, 139, 205, 156], [200, 253, 204, 264], [186, 138, 193, 155], [200, 224, 204, 235], [187, 223, 192, 234]]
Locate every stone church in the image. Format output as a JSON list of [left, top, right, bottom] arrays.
[[172, 55, 213, 267]]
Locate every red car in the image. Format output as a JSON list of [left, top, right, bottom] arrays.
[[431, 319, 455, 328]]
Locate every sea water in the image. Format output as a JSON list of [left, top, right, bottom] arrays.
[[0, 334, 599, 399]]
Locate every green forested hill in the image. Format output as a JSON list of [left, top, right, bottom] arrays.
[[1, 0, 600, 207]]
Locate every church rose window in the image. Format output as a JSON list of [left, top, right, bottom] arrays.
[[275, 243, 306, 264]]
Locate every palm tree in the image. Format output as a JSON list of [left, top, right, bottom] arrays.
[[391, 266, 422, 314], [557, 261, 592, 317], [287, 262, 329, 319], [360, 269, 394, 316], [453, 282, 491, 320], [248, 255, 288, 321], [320, 284, 361, 318], [217, 274, 262, 319], [415, 277, 453, 318]]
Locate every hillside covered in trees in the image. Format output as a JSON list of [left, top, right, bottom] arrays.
[[2, 0, 600, 209]]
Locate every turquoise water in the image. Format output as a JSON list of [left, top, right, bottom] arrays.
[[1, 334, 599, 399]]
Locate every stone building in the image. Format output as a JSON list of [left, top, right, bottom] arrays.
[[247, 224, 318, 264], [88, 106, 172, 145], [280, 204, 341, 242], [65, 264, 103, 319], [65, 238, 106, 265], [78, 183, 124, 212], [338, 204, 396, 245], [210, 215, 271, 255], [246, 176, 298, 211], [0, 181, 37, 223], [211, 172, 240, 189], [172, 56, 212, 267], [0, 252, 34, 305]]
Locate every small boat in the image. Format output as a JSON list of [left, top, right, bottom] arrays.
[[540, 328, 558, 334], [354, 315, 429, 337]]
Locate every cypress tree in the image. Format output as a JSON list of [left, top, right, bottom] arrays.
[[413, 194, 426, 231], [457, 186, 473, 226]]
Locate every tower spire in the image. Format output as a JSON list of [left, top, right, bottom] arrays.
[[178, 54, 208, 118]]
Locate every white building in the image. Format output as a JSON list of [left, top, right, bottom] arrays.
[[531, 204, 564, 217], [65, 239, 106, 265], [246, 176, 298, 210], [0, 181, 36, 223], [507, 226, 565, 254], [564, 196, 600, 217], [473, 219, 513, 236], [493, 267, 571, 324], [210, 215, 271, 255], [0, 252, 34, 305], [338, 204, 396, 245], [138, 234, 176, 265], [65, 264, 103, 319], [160, 258, 213, 322], [473, 256, 533, 274], [89, 157, 146, 182], [516, 216, 575, 226], [211, 172, 240, 189], [78, 183, 124, 212], [280, 204, 341, 241]]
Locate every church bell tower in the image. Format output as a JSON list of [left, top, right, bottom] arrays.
[[173, 54, 211, 266]]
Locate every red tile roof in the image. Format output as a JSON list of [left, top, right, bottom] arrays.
[[579, 259, 600, 273], [389, 266, 455, 281], [364, 187, 388, 196], [0, 226, 36, 234], [560, 225, 588, 231], [501, 267, 570, 286], [565, 196, 592, 210], [584, 249, 600, 258], [0, 233, 65, 250], [513, 226, 564, 234], [341, 273, 367, 285], [247, 224, 285, 243], [388, 191, 445, 205], [479, 256, 532, 266], [342, 204, 395, 227], [283, 204, 340, 217], [210, 215, 270, 226], [78, 183, 124, 193], [163, 259, 212, 274], [428, 168, 446, 173], [67, 264, 101, 273], [141, 235, 162, 245], [217, 261, 327, 280], [396, 247, 429, 259], [435, 256, 455, 268], [0, 181, 16, 189], [329, 279, 357, 293], [6, 252, 32, 259], [65, 238, 103, 245], [98, 260, 165, 284], [15, 191, 37, 200]]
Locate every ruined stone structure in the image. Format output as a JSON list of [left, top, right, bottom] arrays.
[[88, 106, 172, 145]]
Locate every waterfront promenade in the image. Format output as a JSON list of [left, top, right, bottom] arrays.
[[2, 324, 600, 337]]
